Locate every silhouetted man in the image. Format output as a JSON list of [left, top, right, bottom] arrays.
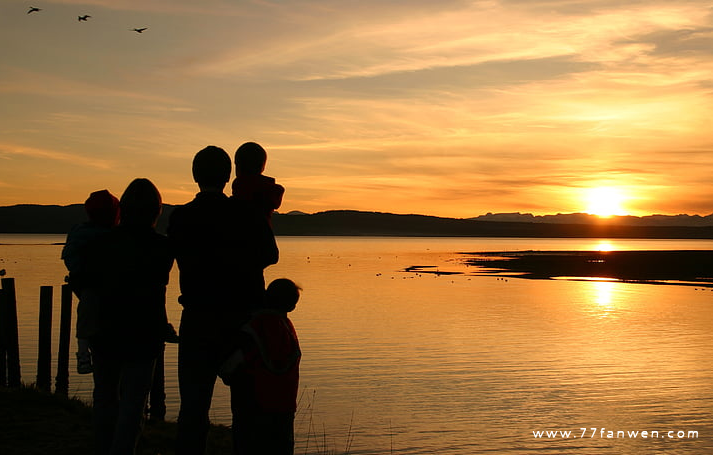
[[169, 145, 278, 455]]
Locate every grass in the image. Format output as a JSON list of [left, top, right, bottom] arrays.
[[0, 385, 368, 455], [0, 384, 232, 455], [297, 390, 356, 455]]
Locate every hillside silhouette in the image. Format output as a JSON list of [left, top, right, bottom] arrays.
[[1, 205, 713, 238]]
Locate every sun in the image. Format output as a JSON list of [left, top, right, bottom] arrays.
[[585, 187, 629, 217]]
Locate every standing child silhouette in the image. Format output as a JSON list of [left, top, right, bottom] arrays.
[[62, 189, 120, 374], [220, 278, 302, 455]]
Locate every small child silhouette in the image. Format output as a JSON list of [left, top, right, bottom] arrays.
[[62, 189, 120, 374], [220, 278, 301, 454], [231, 142, 285, 224]]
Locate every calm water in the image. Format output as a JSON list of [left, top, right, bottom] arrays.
[[1, 235, 712, 454]]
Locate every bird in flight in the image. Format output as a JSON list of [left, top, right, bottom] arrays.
[[27, 6, 41, 14], [78, 15, 91, 21], [132, 27, 148, 33]]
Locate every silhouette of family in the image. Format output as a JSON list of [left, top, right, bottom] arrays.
[[61, 143, 301, 455]]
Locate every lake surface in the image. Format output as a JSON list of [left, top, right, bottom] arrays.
[[1, 235, 712, 454]]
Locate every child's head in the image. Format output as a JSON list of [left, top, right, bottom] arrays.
[[84, 189, 120, 228], [265, 278, 301, 313], [235, 142, 267, 176]]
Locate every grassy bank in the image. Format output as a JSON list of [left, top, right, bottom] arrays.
[[0, 385, 232, 455]]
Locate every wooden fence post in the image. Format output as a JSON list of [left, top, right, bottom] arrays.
[[0, 286, 7, 387], [55, 284, 72, 396], [1, 278, 21, 387], [37, 286, 53, 392]]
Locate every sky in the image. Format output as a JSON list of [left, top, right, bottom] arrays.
[[1, 0, 712, 218]]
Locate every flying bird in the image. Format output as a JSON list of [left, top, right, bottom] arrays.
[[78, 15, 91, 21], [27, 6, 41, 14], [132, 27, 148, 33]]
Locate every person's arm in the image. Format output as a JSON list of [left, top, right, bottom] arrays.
[[269, 183, 285, 211], [257, 215, 278, 268]]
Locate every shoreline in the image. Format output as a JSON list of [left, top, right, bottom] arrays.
[[459, 250, 713, 286]]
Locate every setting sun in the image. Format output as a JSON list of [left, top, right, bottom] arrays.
[[585, 187, 629, 217]]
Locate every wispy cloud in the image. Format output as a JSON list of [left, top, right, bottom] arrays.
[[191, 1, 712, 82], [0, 142, 114, 169]]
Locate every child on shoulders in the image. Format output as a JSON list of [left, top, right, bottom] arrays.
[[231, 142, 285, 224]]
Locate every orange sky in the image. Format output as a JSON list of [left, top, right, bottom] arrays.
[[1, 1, 712, 217]]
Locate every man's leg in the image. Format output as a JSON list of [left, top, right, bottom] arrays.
[[176, 314, 222, 455], [91, 342, 121, 455]]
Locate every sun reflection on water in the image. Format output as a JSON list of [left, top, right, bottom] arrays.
[[593, 280, 614, 306], [581, 279, 624, 318]]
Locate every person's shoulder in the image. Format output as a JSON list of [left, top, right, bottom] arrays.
[[169, 197, 198, 214], [168, 195, 206, 224], [227, 196, 266, 219]]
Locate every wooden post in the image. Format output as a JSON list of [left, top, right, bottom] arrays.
[[37, 286, 53, 392], [0, 287, 7, 387], [55, 284, 72, 396], [1, 278, 21, 387]]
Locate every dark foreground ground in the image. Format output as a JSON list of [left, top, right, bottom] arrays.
[[0, 386, 232, 455], [460, 250, 713, 286]]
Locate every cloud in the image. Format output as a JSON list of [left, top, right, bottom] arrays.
[[618, 27, 713, 57], [0, 66, 182, 105], [0, 142, 114, 169], [187, 1, 712, 83], [41, 0, 250, 16]]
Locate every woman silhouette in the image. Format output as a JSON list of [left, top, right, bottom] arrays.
[[88, 178, 174, 455]]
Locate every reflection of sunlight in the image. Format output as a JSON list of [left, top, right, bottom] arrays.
[[593, 280, 614, 306]]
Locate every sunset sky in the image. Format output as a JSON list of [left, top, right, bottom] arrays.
[[1, 0, 712, 217]]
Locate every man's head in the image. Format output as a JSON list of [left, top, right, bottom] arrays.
[[192, 145, 231, 190], [235, 142, 267, 176]]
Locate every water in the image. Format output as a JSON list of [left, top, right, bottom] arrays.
[[1, 235, 712, 454]]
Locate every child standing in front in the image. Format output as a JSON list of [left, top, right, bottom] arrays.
[[62, 189, 120, 374], [220, 278, 302, 455], [231, 141, 285, 224]]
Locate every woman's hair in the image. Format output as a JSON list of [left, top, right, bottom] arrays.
[[119, 178, 162, 227]]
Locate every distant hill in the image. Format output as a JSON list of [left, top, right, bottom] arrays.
[[471, 212, 713, 227], [2, 204, 712, 239], [271, 210, 713, 238]]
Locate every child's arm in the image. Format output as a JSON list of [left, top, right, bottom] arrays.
[[269, 183, 285, 211]]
